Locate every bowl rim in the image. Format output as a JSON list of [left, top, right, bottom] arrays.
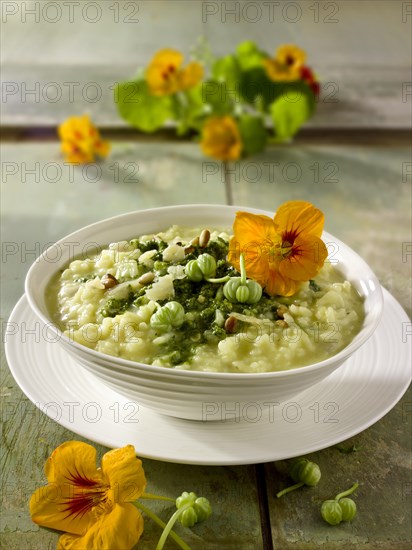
[[24, 203, 384, 380]]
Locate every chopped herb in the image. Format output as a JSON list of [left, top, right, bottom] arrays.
[[204, 237, 229, 261], [309, 279, 321, 292], [153, 260, 169, 276], [131, 238, 168, 254], [99, 292, 135, 318]]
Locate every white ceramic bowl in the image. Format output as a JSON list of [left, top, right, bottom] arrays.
[[25, 205, 383, 421]]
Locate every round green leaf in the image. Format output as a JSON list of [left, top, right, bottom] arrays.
[[236, 41, 267, 70], [202, 79, 237, 115], [115, 79, 175, 133], [238, 115, 267, 156], [212, 55, 241, 91], [270, 88, 312, 141]]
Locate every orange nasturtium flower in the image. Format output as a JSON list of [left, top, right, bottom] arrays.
[[200, 116, 243, 161], [264, 44, 307, 82], [228, 201, 328, 296], [58, 115, 110, 164], [146, 48, 204, 96], [30, 441, 146, 550]]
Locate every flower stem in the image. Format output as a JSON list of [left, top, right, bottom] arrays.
[[335, 482, 359, 501], [134, 502, 191, 550], [239, 254, 246, 285], [141, 492, 175, 503], [276, 481, 305, 498], [205, 275, 231, 284], [223, 161, 233, 205], [156, 503, 192, 550]]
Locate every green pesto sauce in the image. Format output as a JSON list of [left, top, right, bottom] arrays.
[[48, 226, 364, 371]]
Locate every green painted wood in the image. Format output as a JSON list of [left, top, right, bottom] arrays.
[[1, 1, 411, 128], [265, 386, 412, 548], [2, 63, 409, 129]]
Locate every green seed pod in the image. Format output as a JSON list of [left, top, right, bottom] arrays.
[[223, 276, 262, 304], [289, 458, 308, 483], [236, 285, 250, 303], [193, 496, 212, 522], [338, 498, 357, 521], [245, 279, 262, 304], [179, 507, 198, 528], [197, 253, 217, 278], [321, 500, 343, 525], [298, 461, 321, 486], [176, 491, 212, 527], [223, 277, 242, 302], [150, 301, 185, 332], [176, 491, 196, 508], [277, 458, 321, 498], [185, 260, 203, 282], [288, 458, 321, 486]]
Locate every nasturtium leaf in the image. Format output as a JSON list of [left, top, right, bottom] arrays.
[[238, 115, 267, 156], [201, 79, 236, 116], [176, 84, 208, 134], [186, 84, 207, 113], [212, 54, 241, 93], [238, 68, 284, 108], [115, 80, 174, 133], [236, 41, 267, 70], [270, 84, 314, 141]]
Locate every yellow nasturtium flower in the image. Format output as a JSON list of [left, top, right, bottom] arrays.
[[228, 201, 328, 296], [264, 44, 307, 82], [146, 48, 203, 96], [58, 115, 110, 164], [30, 441, 146, 550], [200, 116, 243, 161]]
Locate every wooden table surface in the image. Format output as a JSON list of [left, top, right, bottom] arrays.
[[1, 2, 411, 549]]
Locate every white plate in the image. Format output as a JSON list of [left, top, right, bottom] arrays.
[[5, 291, 411, 465]]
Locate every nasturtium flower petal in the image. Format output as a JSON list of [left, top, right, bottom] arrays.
[[233, 212, 277, 248], [265, 266, 301, 297], [179, 62, 204, 91], [44, 441, 99, 484], [102, 445, 146, 503], [278, 234, 328, 281], [58, 115, 110, 164], [228, 236, 268, 286], [150, 48, 184, 68], [30, 441, 105, 535], [228, 212, 280, 286], [264, 59, 301, 82], [274, 200, 325, 239], [146, 49, 183, 96], [146, 48, 202, 96], [264, 44, 306, 82], [30, 483, 91, 536], [30, 442, 146, 550], [57, 503, 144, 550], [276, 44, 306, 68], [228, 201, 327, 296], [200, 116, 243, 161]]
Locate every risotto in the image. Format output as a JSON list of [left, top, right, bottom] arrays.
[[47, 225, 364, 373]]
